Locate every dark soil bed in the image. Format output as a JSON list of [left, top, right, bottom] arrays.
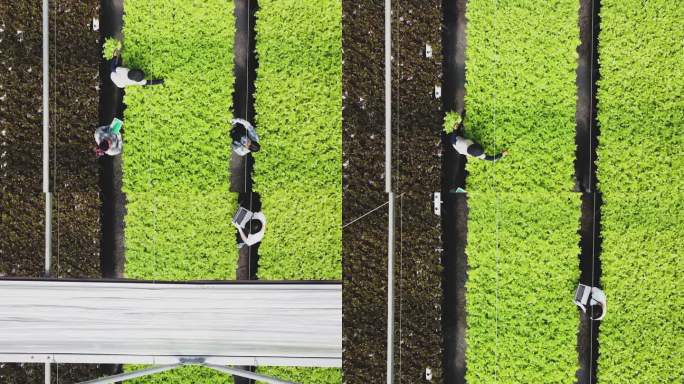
[[342, 0, 444, 382], [1, 2, 45, 275], [0, 1, 101, 277], [342, 1, 389, 382], [392, 1, 444, 381]]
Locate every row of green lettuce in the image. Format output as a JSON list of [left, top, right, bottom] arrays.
[[121, 0, 239, 382], [253, 0, 343, 281], [253, 0, 342, 382], [121, 0, 237, 282], [463, 0, 581, 382], [596, 1, 684, 382]]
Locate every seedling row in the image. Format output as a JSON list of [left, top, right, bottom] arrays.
[[596, 0, 684, 381]]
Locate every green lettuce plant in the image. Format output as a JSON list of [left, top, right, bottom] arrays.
[[102, 37, 122, 60], [595, 1, 684, 381], [443, 111, 462, 133], [463, 0, 581, 381]]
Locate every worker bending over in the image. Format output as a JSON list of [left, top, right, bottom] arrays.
[[94, 123, 122, 157], [449, 122, 508, 161], [231, 118, 260, 156], [234, 211, 266, 248], [110, 56, 164, 88]]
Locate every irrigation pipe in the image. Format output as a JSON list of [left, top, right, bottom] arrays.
[[384, 0, 396, 383], [42, 0, 52, 277]]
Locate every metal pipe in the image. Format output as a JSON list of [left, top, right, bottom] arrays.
[[75, 364, 183, 384], [45, 193, 52, 276], [42, 0, 51, 276], [386, 191, 395, 384], [204, 364, 297, 384], [384, 0, 396, 383], [45, 363, 50, 384], [384, 0, 392, 194]]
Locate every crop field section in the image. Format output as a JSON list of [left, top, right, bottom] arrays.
[[595, 0, 683, 382], [463, 0, 581, 382], [121, 0, 236, 281]]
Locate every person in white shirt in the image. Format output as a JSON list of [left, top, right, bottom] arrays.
[[449, 122, 508, 161], [94, 125, 122, 157], [234, 212, 266, 248], [110, 57, 163, 88], [230, 118, 260, 156]]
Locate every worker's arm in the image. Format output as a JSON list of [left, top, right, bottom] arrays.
[[479, 150, 508, 162], [235, 225, 250, 243]]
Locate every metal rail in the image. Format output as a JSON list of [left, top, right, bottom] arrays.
[[42, 0, 51, 276], [385, 0, 396, 383]]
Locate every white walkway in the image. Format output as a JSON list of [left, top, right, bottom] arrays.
[[0, 280, 341, 367]]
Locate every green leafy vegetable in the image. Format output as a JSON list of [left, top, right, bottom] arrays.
[[120, 1, 237, 381], [464, 0, 581, 381], [596, 1, 684, 382], [253, 0, 342, 282], [102, 37, 122, 60], [443, 111, 462, 133]]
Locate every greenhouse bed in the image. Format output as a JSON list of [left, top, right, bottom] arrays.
[[392, 0, 444, 381], [252, 0, 342, 382], [121, 0, 237, 281], [341, 0, 389, 382], [1, 1, 101, 277], [253, 0, 342, 281], [463, 0, 581, 381], [596, 1, 684, 381]]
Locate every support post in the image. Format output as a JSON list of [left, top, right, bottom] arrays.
[[384, 0, 395, 383], [42, 0, 51, 276], [45, 363, 50, 384]]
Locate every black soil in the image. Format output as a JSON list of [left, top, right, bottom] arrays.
[[393, 1, 444, 382], [1, 2, 50, 276], [441, 0, 468, 382], [575, 0, 602, 383], [230, 0, 257, 194], [342, 1, 389, 382], [49, 0, 102, 278], [98, 0, 125, 279]]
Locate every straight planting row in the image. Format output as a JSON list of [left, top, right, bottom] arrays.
[[463, 0, 581, 382], [596, 0, 684, 382]]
